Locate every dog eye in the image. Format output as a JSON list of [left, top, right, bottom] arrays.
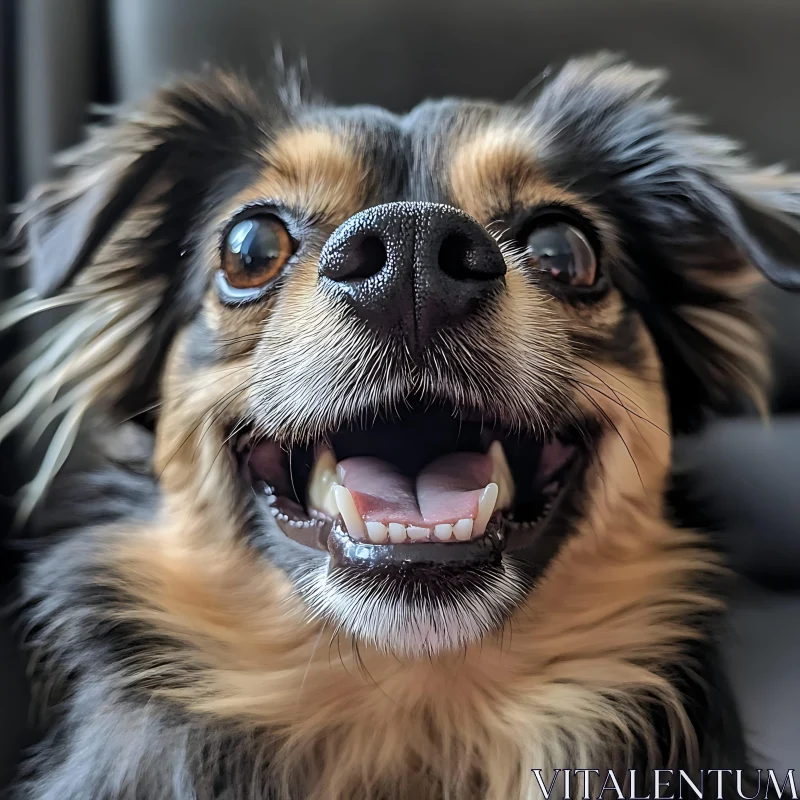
[[525, 222, 597, 287], [221, 215, 293, 291]]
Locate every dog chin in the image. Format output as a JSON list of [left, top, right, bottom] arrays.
[[297, 555, 532, 657]]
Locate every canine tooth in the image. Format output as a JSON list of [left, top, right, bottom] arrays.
[[388, 523, 407, 543], [453, 518, 473, 541], [473, 483, 498, 537], [235, 434, 251, 454], [434, 523, 453, 541], [270, 507, 281, 517], [488, 441, 515, 510], [366, 521, 388, 544], [333, 485, 367, 539], [407, 525, 430, 541], [308, 445, 341, 518]]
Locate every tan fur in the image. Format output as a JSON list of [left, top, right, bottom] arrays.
[[97, 321, 720, 800], [450, 127, 586, 222], [101, 483, 717, 800], [681, 304, 769, 413], [8, 70, 777, 799], [248, 127, 369, 225], [448, 126, 623, 262]]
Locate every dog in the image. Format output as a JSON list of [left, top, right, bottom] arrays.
[[5, 53, 800, 799]]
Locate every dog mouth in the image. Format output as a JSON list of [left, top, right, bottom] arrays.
[[237, 404, 588, 568]]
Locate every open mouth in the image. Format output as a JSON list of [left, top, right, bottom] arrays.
[[237, 405, 588, 568]]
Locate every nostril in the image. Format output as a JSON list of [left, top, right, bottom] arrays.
[[438, 232, 482, 280], [332, 234, 387, 281]]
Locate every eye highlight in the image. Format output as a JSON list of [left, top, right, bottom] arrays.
[[525, 221, 598, 288], [219, 214, 293, 295]]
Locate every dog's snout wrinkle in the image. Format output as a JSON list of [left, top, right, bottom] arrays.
[[318, 201, 506, 351]]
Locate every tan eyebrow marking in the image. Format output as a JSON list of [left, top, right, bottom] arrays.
[[449, 126, 590, 223], [449, 124, 623, 264], [234, 127, 369, 225]]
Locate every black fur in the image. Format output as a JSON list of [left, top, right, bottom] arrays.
[[9, 54, 800, 798]]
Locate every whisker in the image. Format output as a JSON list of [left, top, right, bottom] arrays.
[[568, 375, 667, 436], [296, 626, 326, 707], [155, 371, 255, 482], [575, 385, 645, 491]]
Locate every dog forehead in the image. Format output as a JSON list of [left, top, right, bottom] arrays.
[[258, 99, 532, 211], [296, 98, 503, 152]]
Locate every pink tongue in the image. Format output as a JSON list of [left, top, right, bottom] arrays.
[[338, 452, 492, 526]]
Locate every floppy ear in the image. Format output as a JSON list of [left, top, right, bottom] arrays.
[[24, 145, 171, 298], [3, 72, 267, 511], [532, 54, 800, 431], [723, 177, 800, 291]]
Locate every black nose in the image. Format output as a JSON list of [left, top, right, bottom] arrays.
[[318, 202, 506, 349]]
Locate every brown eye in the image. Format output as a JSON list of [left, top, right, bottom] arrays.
[[526, 221, 598, 287], [221, 215, 293, 290]]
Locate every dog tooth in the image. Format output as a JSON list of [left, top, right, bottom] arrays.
[[488, 441, 515, 510], [366, 521, 388, 544], [332, 485, 367, 540], [453, 518, 473, 541], [407, 525, 430, 541], [270, 507, 280, 517], [473, 483, 499, 537], [388, 523, 407, 543], [235, 433, 251, 454], [308, 445, 341, 518], [433, 523, 453, 541]]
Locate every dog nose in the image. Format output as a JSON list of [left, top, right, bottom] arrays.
[[318, 202, 506, 348]]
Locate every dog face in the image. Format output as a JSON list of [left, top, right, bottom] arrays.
[[14, 54, 800, 797], [13, 56, 800, 666]]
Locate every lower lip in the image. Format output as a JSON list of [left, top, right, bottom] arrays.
[[327, 520, 506, 567]]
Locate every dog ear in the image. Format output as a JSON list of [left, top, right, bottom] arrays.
[[3, 72, 266, 512], [533, 54, 800, 430], [24, 145, 171, 298], [722, 183, 800, 290]]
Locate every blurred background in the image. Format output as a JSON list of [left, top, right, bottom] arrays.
[[1, 0, 799, 792]]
